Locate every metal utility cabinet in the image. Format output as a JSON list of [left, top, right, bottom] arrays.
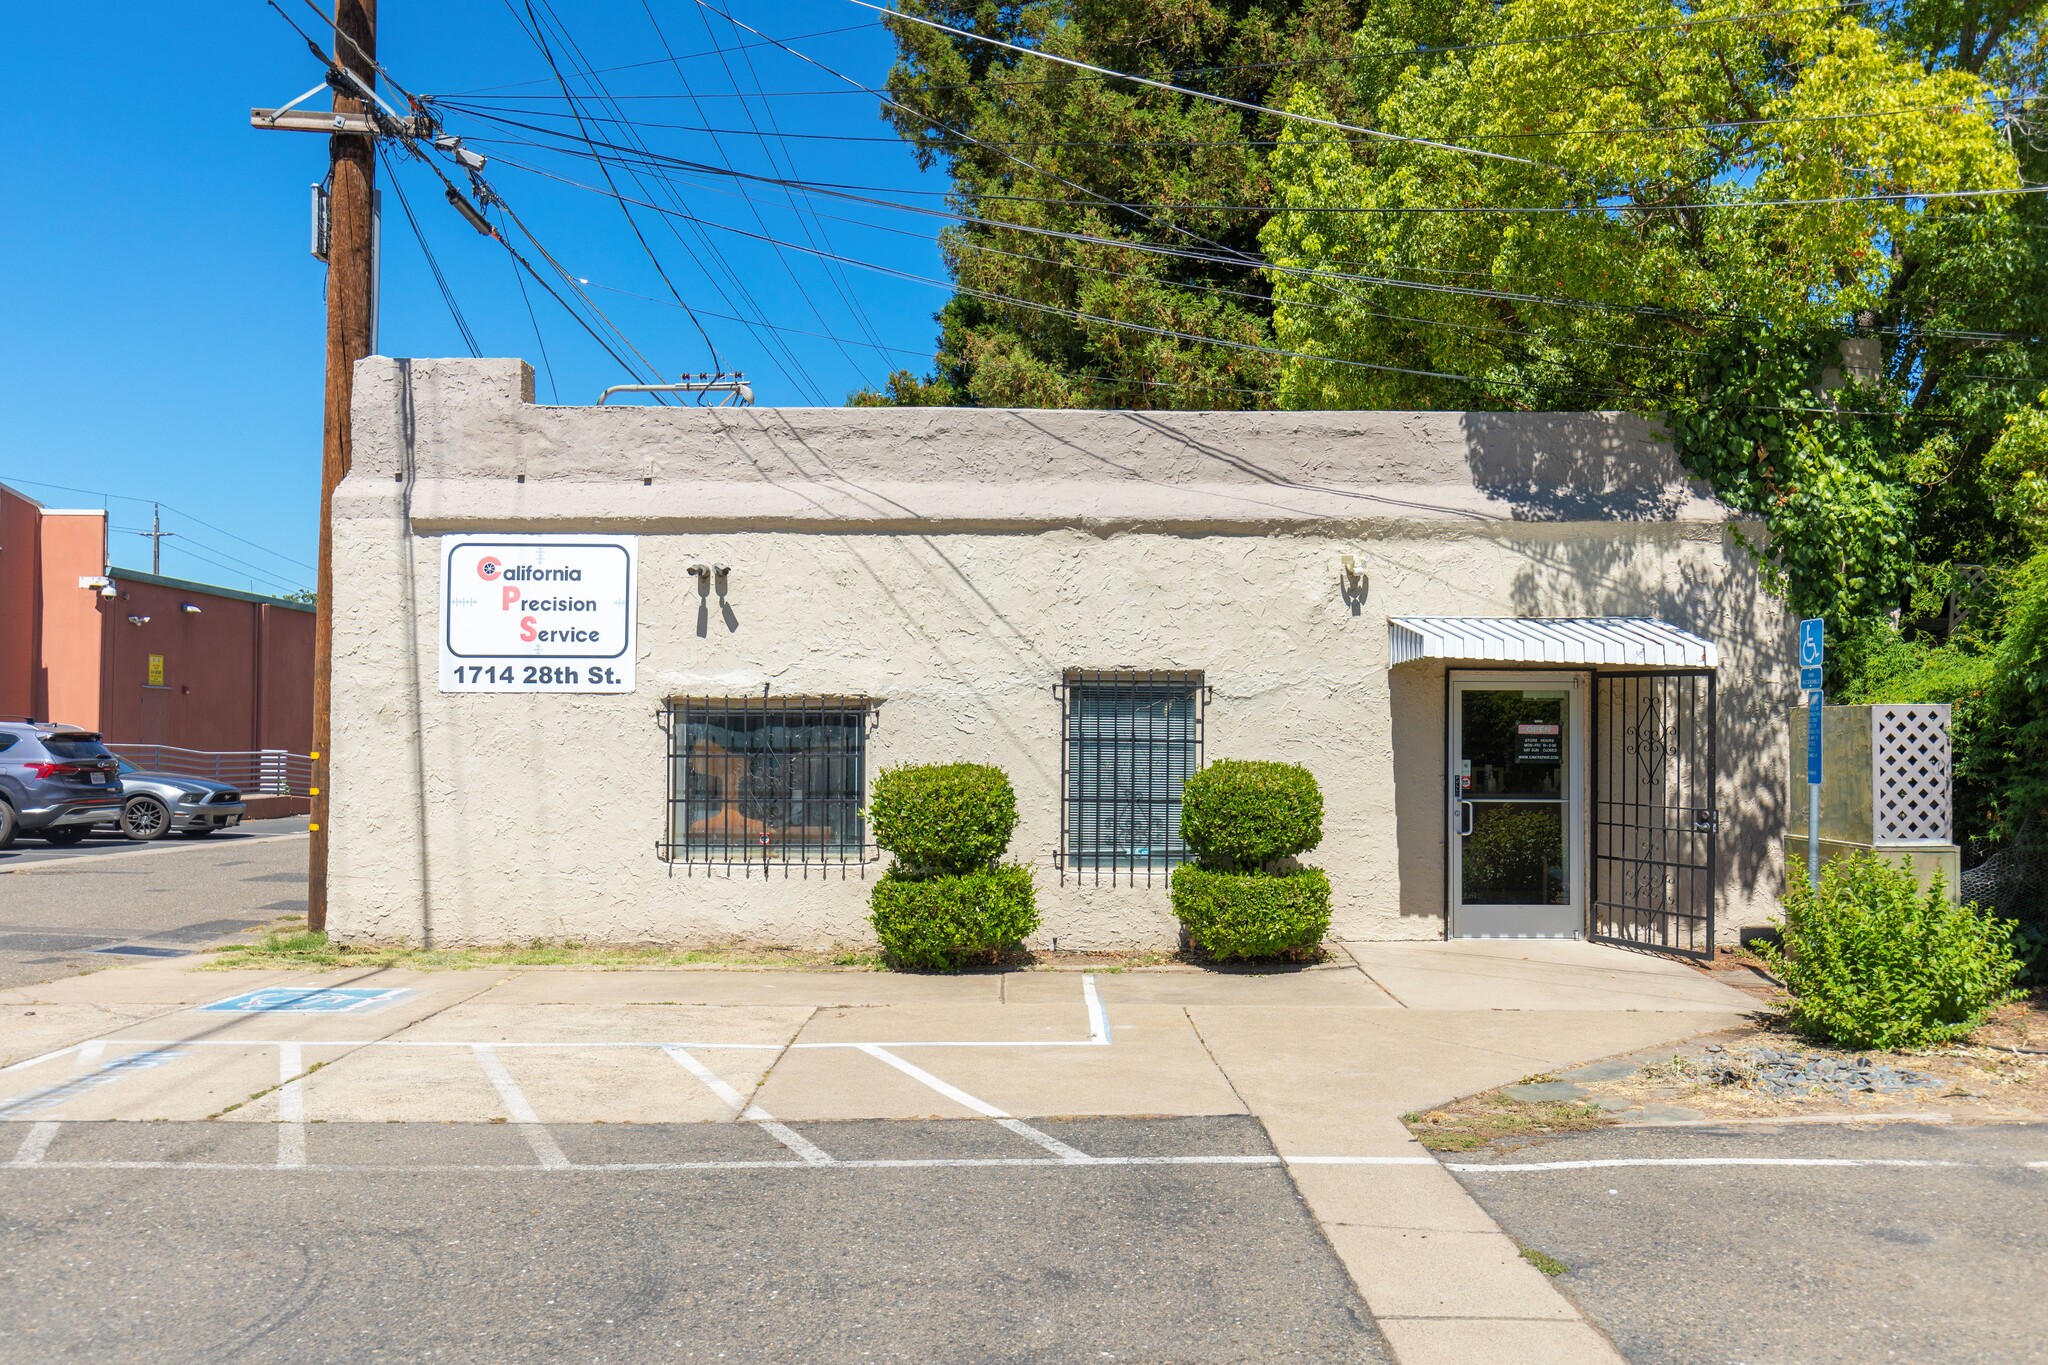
[[1786, 703, 1961, 899]]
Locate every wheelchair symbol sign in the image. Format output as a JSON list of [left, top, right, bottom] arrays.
[[1799, 618, 1824, 668]]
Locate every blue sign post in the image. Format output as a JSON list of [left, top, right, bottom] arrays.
[[1799, 619, 1825, 889]]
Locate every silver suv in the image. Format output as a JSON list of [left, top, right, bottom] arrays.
[[0, 722, 125, 847]]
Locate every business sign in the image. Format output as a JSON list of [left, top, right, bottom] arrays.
[[1798, 617, 1824, 694], [146, 653, 165, 687], [1515, 723, 1561, 764], [440, 535, 637, 693]]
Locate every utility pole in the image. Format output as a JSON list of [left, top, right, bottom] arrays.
[[309, 0, 378, 934], [136, 503, 174, 575]]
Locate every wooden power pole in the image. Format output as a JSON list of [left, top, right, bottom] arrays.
[[308, 0, 378, 933]]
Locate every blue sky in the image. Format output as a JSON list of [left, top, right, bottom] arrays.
[[0, 2, 948, 597]]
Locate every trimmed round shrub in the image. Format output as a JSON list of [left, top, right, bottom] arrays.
[[870, 864, 1039, 971], [1180, 760, 1323, 871], [869, 763, 1018, 875], [1170, 866, 1331, 960], [1755, 854, 2023, 1050]]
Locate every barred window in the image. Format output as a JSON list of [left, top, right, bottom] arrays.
[[1059, 670, 1205, 884], [665, 697, 871, 865]]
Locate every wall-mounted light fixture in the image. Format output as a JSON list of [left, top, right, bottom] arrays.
[[180, 603, 202, 615], [126, 615, 152, 627]]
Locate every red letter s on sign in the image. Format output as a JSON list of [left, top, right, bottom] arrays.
[[520, 616, 538, 643]]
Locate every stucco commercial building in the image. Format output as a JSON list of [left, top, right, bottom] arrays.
[[330, 358, 1793, 956], [0, 481, 314, 753]]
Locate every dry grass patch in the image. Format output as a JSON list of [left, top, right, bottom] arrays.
[[1402, 1089, 1611, 1152]]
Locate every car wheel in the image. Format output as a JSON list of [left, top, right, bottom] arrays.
[[42, 825, 90, 846], [0, 800, 16, 850], [121, 795, 172, 842], [180, 826, 219, 838]]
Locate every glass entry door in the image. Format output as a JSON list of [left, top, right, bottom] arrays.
[[1449, 675, 1585, 939]]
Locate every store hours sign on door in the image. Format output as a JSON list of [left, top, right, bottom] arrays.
[[440, 534, 637, 692]]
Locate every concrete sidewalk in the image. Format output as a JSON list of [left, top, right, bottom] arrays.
[[1, 942, 1755, 1363]]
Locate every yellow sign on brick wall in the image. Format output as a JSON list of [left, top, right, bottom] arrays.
[[146, 653, 164, 687]]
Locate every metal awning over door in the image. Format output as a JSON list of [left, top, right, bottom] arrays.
[[1400, 617, 1720, 958], [1389, 617, 1718, 668]]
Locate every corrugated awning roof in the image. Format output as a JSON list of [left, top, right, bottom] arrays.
[[1388, 617, 1718, 668]]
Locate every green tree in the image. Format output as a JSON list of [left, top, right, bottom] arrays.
[[1257, 0, 2045, 621], [865, 0, 1366, 408]]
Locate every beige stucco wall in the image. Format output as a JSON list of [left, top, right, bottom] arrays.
[[329, 357, 1793, 950]]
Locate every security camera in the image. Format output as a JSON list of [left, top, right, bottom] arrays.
[[100, 584, 120, 599]]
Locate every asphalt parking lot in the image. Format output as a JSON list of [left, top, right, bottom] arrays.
[[1451, 1122, 2048, 1364], [0, 1115, 1387, 1364], [0, 817, 306, 988]]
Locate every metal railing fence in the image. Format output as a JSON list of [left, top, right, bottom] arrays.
[[103, 744, 313, 797]]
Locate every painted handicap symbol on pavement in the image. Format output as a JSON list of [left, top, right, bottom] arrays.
[[202, 987, 412, 1015]]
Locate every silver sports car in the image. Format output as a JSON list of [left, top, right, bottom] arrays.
[[113, 760, 248, 841]]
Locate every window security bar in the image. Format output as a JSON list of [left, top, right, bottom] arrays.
[[1056, 669, 1207, 887], [661, 695, 877, 876]]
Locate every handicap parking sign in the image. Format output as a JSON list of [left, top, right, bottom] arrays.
[[202, 987, 412, 1015]]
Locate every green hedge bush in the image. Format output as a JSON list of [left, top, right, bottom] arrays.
[[869, 762, 1018, 875], [868, 762, 1036, 969], [1755, 854, 2023, 1050], [870, 865, 1037, 971], [1171, 760, 1330, 960], [1170, 866, 1331, 960], [1179, 760, 1323, 871]]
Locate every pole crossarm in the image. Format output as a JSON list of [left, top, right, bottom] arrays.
[[251, 106, 431, 137]]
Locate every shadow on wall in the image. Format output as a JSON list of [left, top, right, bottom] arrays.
[[1390, 661, 1448, 930], [1500, 527, 1790, 916], [1460, 412, 1697, 523]]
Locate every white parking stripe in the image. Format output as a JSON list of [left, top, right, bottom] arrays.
[[855, 1044, 1093, 1162], [1448, 1157, 1971, 1173], [661, 1046, 750, 1110], [1, 1153, 1292, 1174], [276, 1043, 306, 1170], [661, 1044, 836, 1165], [1083, 974, 1111, 1045], [8, 1122, 59, 1167], [0, 1044, 82, 1075], [75, 1042, 107, 1071], [470, 1044, 570, 1170]]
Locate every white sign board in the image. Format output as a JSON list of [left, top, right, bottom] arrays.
[[440, 534, 636, 693]]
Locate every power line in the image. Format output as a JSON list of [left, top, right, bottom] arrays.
[[432, 90, 2032, 147], [459, 105, 2043, 219], [846, 0, 1556, 173], [1, 475, 317, 573], [380, 147, 481, 357], [439, 23, 872, 96], [510, 0, 835, 400]]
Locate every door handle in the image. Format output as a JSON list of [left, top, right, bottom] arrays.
[[1458, 800, 1475, 837]]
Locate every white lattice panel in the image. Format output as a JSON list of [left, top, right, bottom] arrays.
[[1872, 704, 1953, 844]]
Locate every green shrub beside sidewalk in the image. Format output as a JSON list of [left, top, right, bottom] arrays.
[[1758, 853, 2023, 1050], [868, 763, 1038, 970], [1169, 760, 1331, 960]]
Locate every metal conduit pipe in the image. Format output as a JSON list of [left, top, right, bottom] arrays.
[[596, 376, 754, 407]]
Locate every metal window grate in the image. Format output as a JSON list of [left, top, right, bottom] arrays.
[[1589, 670, 1717, 960], [1057, 669, 1206, 886], [662, 696, 875, 873]]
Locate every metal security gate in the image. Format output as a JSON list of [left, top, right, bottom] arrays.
[[1590, 671, 1718, 959]]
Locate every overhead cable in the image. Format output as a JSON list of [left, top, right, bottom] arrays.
[[845, 0, 1552, 172]]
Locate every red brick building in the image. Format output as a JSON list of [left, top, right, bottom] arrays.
[[0, 481, 313, 752]]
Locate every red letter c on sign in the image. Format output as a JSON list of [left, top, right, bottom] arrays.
[[477, 556, 502, 581]]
